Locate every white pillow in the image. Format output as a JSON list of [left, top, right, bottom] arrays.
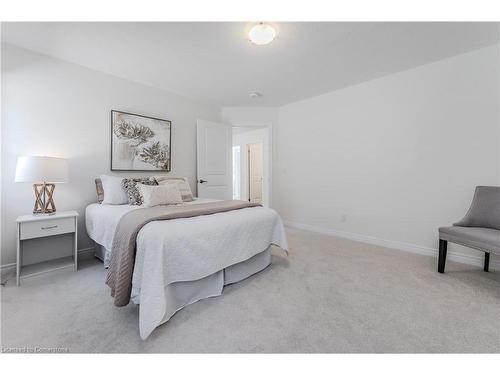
[[153, 176, 194, 202], [139, 183, 183, 207], [100, 175, 128, 205]]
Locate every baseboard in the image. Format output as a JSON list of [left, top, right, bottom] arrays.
[[77, 247, 95, 260], [284, 221, 500, 271], [0, 262, 16, 276], [0, 247, 96, 277]]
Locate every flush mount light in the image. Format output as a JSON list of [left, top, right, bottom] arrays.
[[248, 23, 276, 45]]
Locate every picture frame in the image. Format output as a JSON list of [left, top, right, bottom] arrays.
[[110, 110, 172, 171]]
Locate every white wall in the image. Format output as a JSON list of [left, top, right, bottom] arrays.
[[274, 45, 500, 264], [1, 44, 221, 266], [2, 42, 499, 269], [232, 127, 270, 206]]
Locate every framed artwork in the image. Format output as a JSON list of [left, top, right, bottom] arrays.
[[111, 110, 171, 171]]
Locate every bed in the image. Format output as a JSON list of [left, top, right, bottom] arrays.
[[85, 198, 288, 339]]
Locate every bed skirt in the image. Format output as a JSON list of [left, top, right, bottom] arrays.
[[93, 241, 272, 337], [94, 242, 111, 268], [142, 247, 271, 332]]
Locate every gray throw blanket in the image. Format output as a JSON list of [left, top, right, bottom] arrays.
[[106, 200, 261, 306]]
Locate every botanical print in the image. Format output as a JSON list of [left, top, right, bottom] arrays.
[[111, 111, 171, 171]]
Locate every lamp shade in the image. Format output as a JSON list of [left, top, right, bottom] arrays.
[[15, 156, 69, 183]]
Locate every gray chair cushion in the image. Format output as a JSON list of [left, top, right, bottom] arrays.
[[439, 226, 500, 255], [454, 186, 500, 230]]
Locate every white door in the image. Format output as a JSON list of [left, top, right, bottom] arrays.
[[196, 119, 232, 200], [247, 142, 263, 203]]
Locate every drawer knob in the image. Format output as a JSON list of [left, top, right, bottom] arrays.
[[41, 225, 58, 230]]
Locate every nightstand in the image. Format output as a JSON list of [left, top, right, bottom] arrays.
[[16, 211, 79, 286]]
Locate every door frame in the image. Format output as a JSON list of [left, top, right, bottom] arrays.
[[231, 124, 272, 207], [247, 142, 264, 203]]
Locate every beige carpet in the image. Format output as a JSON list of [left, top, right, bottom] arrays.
[[1, 227, 499, 353]]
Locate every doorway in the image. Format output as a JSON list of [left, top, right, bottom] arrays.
[[232, 126, 270, 206]]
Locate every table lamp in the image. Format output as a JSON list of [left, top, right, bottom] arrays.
[[15, 156, 69, 215]]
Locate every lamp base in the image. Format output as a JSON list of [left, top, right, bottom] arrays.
[[33, 183, 57, 214]]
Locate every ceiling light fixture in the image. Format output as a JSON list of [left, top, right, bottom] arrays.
[[248, 23, 276, 45]]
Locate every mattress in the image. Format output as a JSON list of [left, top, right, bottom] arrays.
[[86, 197, 220, 265]]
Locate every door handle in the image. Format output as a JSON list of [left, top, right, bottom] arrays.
[[199, 179, 207, 184]]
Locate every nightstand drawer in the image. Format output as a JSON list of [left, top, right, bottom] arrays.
[[20, 217, 75, 240]]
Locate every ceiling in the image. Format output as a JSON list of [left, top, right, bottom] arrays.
[[2, 22, 499, 106]]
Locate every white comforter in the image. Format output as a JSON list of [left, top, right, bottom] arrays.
[[85, 199, 288, 339], [86, 198, 220, 251]]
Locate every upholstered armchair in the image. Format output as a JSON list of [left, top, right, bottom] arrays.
[[438, 186, 500, 273]]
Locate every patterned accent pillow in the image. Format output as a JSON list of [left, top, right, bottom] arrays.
[[95, 178, 104, 203], [153, 176, 194, 202], [122, 177, 158, 205]]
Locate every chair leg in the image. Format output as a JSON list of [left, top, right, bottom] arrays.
[[438, 239, 447, 273], [484, 252, 490, 272]]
